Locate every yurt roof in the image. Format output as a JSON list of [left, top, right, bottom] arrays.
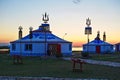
[[83, 39, 113, 46], [115, 42, 120, 45], [11, 31, 71, 43]]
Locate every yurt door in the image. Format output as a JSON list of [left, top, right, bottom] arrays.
[[96, 46, 100, 54], [57, 44, 61, 53], [48, 44, 61, 56]]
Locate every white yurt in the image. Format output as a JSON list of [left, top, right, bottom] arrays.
[[83, 31, 114, 54], [10, 13, 72, 56], [115, 43, 120, 52]]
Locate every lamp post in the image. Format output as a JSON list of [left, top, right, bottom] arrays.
[[85, 18, 92, 53], [42, 12, 49, 56]]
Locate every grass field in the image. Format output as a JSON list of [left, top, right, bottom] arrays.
[[72, 51, 120, 62], [0, 53, 120, 79], [90, 53, 120, 62]]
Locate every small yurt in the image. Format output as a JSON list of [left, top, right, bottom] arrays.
[[115, 43, 120, 52], [10, 13, 72, 56], [83, 31, 114, 54]]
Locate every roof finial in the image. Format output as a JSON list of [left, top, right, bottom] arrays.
[[29, 26, 33, 31], [18, 26, 23, 39], [95, 31, 100, 40], [97, 31, 100, 38], [29, 26, 33, 39], [42, 12, 49, 23], [103, 31, 106, 41], [86, 17, 91, 26], [18, 26, 23, 31]]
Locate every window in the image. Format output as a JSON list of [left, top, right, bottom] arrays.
[[25, 44, 32, 51], [12, 44, 16, 51]]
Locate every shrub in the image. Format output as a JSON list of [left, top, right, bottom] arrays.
[[56, 53, 63, 58], [81, 52, 89, 58]]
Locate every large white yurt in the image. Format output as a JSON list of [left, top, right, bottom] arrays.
[[10, 13, 72, 56], [83, 31, 114, 54]]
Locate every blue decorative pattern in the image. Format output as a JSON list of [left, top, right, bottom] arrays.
[[90, 39, 103, 43], [13, 31, 69, 43], [84, 39, 112, 46]]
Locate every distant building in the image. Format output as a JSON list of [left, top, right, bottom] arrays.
[[83, 31, 114, 54], [10, 13, 72, 56], [115, 43, 120, 52]]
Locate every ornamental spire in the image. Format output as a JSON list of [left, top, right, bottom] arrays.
[[29, 26, 33, 39], [86, 17, 91, 26], [97, 31, 100, 38], [95, 31, 100, 40], [42, 12, 49, 23], [103, 32, 106, 41], [18, 26, 23, 39]]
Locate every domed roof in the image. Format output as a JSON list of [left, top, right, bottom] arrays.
[[83, 39, 112, 46], [11, 32, 70, 43]]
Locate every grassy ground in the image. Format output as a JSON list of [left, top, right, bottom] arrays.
[[72, 51, 120, 62], [89, 53, 120, 62], [0, 54, 120, 79]]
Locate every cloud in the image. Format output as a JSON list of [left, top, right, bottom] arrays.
[[73, 0, 81, 4]]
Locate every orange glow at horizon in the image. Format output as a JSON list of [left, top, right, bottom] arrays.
[[0, 36, 119, 46], [0, 27, 120, 46], [72, 42, 84, 47], [0, 38, 15, 43], [0, 33, 18, 43]]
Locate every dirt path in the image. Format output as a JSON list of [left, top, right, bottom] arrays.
[[63, 57, 120, 67]]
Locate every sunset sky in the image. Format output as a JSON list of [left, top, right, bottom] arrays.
[[0, 0, 120, 46]]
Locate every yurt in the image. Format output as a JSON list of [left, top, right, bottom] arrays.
[[10, 13, 72, 56], [115, 43, 120, 52], [83, 31, 114, 54]]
